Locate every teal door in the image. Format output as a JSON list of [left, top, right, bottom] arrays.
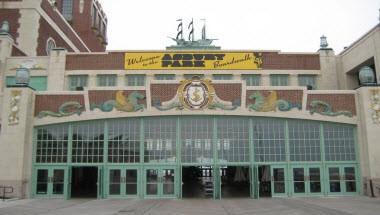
[[144, 166, 177, 198], [291, 165, 322, 196], [326, 165, 358, 195], [271, 165, 287, 197], [34, 166, 67, 198], [107, 167, 139, 198]]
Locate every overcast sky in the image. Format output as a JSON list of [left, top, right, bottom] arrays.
[[98, 0, 379, 53]]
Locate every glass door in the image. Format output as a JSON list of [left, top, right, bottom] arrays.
[[144, 166, 177, 198], [108, 167, 139, 198], [34, 166, 67, 198], [327, 165, 358, 195], [291, 165, 322, 196], [271, 165, 287, 197]]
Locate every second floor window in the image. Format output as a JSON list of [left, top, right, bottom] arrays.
[[154, 74, 175, 80], [270, 74, 289, 86], [213, 74, 233, 80], [62, 0, 73, 21], [69, 75, 88, 90], [298, 75, 317, 89], [126, 75, 145, 86], [242, 74, 261, 86], [97, 74, 117, 87]]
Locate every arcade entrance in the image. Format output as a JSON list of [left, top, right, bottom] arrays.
[[182, 166, 214, 198], [71, 167, 98, 198], [220, 166, 250, 198]]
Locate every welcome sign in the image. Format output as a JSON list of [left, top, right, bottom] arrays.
[[124, 52, 263, 70]]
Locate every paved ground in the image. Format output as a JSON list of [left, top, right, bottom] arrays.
[[0, 197, 379, 215]]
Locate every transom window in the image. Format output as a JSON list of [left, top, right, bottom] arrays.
[[324, 124, 356, 161], [108, 119, 140, 163], [289, 120, 321, 161], [35, 125, 68, 163], [33, 117, 357, 164], [217, 117, 249, 163], [181, 117, 213, 163], [69, 75, 88, 90], [71, 123, 104, 163], [253, 119, 286, 162], [144, 118, 177, 163], [242, 74, 261, 86], [270, 74, 289, 86], [97, 74, 117, 87], [126, 75, 145, 86]]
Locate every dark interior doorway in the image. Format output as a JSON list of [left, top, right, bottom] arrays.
[[221, 166, 250, 198], [71, 167, 98, 198], [258, 165, 271, 197], [182, 166, 213, 198]]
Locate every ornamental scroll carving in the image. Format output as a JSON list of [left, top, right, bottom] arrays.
[[370, 89, 380, 124], [8, 90, 21, 125]]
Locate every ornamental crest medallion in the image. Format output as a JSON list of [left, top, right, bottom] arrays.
[[178, 77, 215, 110]]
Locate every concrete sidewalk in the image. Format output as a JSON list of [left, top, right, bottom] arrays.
[[0, 197, 379, 215]]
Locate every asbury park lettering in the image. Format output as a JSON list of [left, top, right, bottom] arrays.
[[161, 53, 226, 67], [124, 52, 262, 70]]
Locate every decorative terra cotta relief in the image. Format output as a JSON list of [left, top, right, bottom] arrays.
[[8, 90, 21, 125], [370, 89, 380, 124]]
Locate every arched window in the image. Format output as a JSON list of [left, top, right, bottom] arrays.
[[46, 38, 56, 55]]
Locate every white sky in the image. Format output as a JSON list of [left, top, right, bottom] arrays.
[[98, 0, 379, 53]]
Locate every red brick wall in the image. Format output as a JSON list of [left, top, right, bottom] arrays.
[[65, 52, 320, 70], [37, 17, 74, 55], [151, 84, 180, 103], [262, 53, 320, 70], [40, 0, 88, 52], [71, 0, 105, 52], [214, 84, 241, 102], [0, 9, 20, 42], [54, 0, 105, 52], [11, 45, 26, 56], [34, 94, 85, 116], [246, 90, 303, 107], [306, 94, 356, 116], [88, 90, 146, 106], [66, 52, 124, 70], [150, 83, 241, 104]]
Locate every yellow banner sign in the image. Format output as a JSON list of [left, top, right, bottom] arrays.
[[124, 52, 262, 70]]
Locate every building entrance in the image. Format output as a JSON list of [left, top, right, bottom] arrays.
[[71, 167, 98, 198], [221, 166, 250, 198], [182, 166, 214, 198]]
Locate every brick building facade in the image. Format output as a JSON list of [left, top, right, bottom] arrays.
[[0, 0, 380, 200]]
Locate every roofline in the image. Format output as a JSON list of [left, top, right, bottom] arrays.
[[339, 23, 380, 56], [65, 50, 319, 55]]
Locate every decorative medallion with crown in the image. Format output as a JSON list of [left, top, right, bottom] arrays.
[[178, 76, 214, 110], [153, 76, 239, 111]]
